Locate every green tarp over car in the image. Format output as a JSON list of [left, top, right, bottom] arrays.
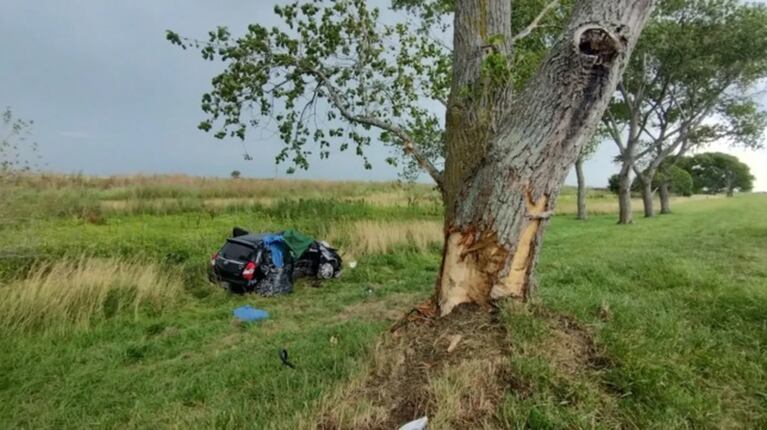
[[282, 229, 315, 258]]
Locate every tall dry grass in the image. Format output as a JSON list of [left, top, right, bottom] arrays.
[[5, 173, 438, 200], [1, 173, 441, 224], [0, 258, 183, 334], [327, 220, 443, 257]]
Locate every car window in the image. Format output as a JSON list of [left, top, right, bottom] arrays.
[[220, 242, 254, 261]]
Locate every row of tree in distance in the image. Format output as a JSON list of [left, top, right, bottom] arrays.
[[606, 152, 754, 201]]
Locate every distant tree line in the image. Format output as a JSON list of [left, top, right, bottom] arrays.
[[608, 152, 754, 200]]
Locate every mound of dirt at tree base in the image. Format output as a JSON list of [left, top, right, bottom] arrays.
[[315, 304, 512, 429]]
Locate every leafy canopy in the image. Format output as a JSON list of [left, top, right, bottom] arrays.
[[660, 165, 694, 196], [608, 165, 693, 196], [392, 0, 573, 91], [679, 152, 754, 194], [167, 0, 573, 181], [630, 161, 694, 195], [167, 0, 449, 178]]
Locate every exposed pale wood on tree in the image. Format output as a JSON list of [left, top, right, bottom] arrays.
[[436, 0, 654, 314], [490, 192, 548, 300]]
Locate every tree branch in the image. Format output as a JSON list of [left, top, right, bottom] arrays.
[[434, 95, 448, 108], [641, 126, 658, 142], [638, 78, 669, 134], [619, 82, 644, 154], [511, 0, 560, 44], [311, 67, 444, 189], [618, 83, 634, 118], [603, 113, 626, 153], [631, 161, 645, 178], [634, 144, 656, 161]]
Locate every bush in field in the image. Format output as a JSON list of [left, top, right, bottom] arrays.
[[230, 170, 241, 179], [0, 258, 183, 334], [681, 152, 754, 196], [631, 165, 694, 195], [608, 168, 692, 197], [608, 174, 621, 195], [658, 165, 693, 197]]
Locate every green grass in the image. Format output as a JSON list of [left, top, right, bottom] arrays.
[[502, 196, 767, 429], [0, 178, 765, 429], [0, 252, 437, 429]]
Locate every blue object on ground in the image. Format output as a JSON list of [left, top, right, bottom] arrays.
[[262, 234, 285, 268], [233, 305, 269, 322]]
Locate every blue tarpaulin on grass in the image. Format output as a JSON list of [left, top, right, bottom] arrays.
[[233, 306, 269, 322]]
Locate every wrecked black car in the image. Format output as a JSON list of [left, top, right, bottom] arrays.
[[209, 227, 342, 295]]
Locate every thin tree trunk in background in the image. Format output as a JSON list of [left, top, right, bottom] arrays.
[[436, 0, 654, 315], [641, 178, 654, 217], [575, 157, 587, 220], [617, 165, 633, 224], [726, 175, 734, 197], [659, 182, 671, 214]]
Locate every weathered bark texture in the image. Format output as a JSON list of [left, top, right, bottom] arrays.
[[436, 0, 654, 315], [640, 176, 654, 218], [575, 157, 587, 220], [659, 182, 671, 214]]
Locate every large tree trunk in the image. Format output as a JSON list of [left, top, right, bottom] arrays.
[[436, 0, 653, 315], [617, 164, 633, 225], [575, 157, 587, 220], [659, 182, 671, 214], [640, 176, 654, 218]]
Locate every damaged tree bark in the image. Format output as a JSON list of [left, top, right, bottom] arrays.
[[436, 0, 654, 315]]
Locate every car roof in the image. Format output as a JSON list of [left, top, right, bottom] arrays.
[[227, 232, 273, 247]]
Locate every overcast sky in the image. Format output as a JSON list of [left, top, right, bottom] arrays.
[[2, 0, 765, 190]]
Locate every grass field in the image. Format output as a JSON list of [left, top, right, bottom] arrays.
[[0, 175, 765, 428]]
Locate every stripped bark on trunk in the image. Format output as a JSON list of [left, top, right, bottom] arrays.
[[435, 0, 654, 315]]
